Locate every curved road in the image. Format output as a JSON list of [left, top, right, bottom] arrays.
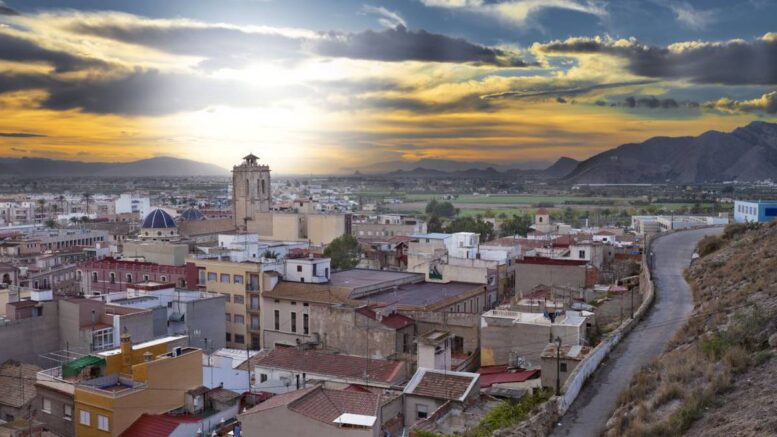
[[550, 227, 723, 437]]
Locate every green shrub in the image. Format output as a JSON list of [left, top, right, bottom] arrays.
[[697, 235, 723, 257]]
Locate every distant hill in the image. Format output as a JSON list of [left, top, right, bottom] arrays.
[[0, 156, 228, 177], [344, 158, 551, 174], [541, 157, 579, 178], [565, 121, 777, 183]]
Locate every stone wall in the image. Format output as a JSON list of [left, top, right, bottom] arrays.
[[0, 301, 60, 366]]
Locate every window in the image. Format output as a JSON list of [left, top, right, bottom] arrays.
[[416, 404, 428, 419], [274, 310, 280, 330], [225, 313, 231, 322], [578, 250, 586, 258], [64, 405, 72, 421], [160, 276, 167, 282], [220, 273, 230, 283], [92, 328, 114, 352], [126, 274, 132, 283], [234, 295, 245, 304], [92, 272, 98, 283], [291, 312, 297, 333], [260, 373, 268, 383], [208, 272, 217, 282], [560, 363, 568, 372], [144, 274, 150, 282], [234, 334, 245, 344], [42, 398, 51, 414], [303, 314, 309, 335], [222, 293, 231, 302], [234, 314, 245, 325], [79, 410, 91, 426], [109, 273, 115, 284], [234, 274, 244, 284], [226, 333, 231, 342], [296, 265, 302, 272], [198, 271, 205, 285], [97, 414, 109, 432]]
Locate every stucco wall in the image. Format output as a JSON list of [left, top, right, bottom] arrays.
[[0, 301, 60, 366]]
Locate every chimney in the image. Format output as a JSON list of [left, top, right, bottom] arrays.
[[143, 351, 153, 362], [120, 328, 133, 374]]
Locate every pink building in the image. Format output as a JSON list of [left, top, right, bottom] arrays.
[[77, 257, 198, 295]]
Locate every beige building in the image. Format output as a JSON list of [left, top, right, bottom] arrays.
[[233, 154, 272, 229], [540, 343, 591, 392], [402, 368, 480, 428], [121, 241, 189, 266], [194, 258, 269, 349]]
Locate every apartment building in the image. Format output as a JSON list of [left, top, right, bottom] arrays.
[[77, 257, 198, 295], [194, 258, 273, 349]]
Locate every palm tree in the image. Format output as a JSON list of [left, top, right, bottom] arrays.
[[58, 195, 66, 214], [82, 192, 92, 216], [36, 198, 47, 222]]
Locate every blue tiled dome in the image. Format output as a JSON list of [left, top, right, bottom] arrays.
[[142, 209, 176, 229], [180, 208, 205, 221]]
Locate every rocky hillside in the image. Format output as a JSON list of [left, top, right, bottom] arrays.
[[604, 222, 777, 436], [565, 121, 777, 183]]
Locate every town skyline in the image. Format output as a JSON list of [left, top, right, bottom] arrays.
[[1, 0, 776, 174]]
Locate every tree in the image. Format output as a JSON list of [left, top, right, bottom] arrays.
[[324, 234, 360, 270], [261, 250, 279, 260], [427, 215, 444, 233], [82, 192, 92, 216], [425, 200, 456, 218], [44, 219, 57, 229], [443, 217, 495, 241], [500, 214, 533, 237]]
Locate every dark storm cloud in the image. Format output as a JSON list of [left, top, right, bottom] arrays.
[[623, 96, 680, 108], [482, 79, 658, 100], [71, 20, 533, 67], [0, 32, 108, 73], [0, 132, 47, 137], [537, 36, 777, 85], [0, 0, 18, 15], [308, 25, 533, 67], [0, 69, 308, 116]]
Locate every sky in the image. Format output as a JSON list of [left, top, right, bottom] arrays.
[[0, 0, 776, 174]]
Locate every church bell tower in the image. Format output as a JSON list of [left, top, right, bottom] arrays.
[[232, 154, 271, 229]]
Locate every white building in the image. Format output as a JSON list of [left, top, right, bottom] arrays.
[[445, 232, 479, 259], [114, 193, 151, 218], [734, 200, 777, 223], [284, 257, 331, 283]]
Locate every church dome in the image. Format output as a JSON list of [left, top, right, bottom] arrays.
[[142, 209, 177, 229], [180, 207, 206, 221]]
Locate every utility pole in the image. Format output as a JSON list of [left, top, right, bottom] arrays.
[[246, 344, 252, 395], [630, 287, 635, 319], [555, 336, 562, 396]]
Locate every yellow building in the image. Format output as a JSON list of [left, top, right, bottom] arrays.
[[73, 334, 202, 437], [194, 258, 266, 349]]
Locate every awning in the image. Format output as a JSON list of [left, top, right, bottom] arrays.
[[62, 355, 106, 378]]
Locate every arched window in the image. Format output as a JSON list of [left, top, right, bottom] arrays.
[[110, 273, 115, 284], [92, 272, 98, 283], [261, 179, 266, 194], [126, 274, 132, 283]]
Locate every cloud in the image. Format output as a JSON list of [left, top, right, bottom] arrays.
[[420, 0, 608, 26], [362, 5, 407, 29], [0, 69, 307, 115], [0, 30, 108, 73], [0, 0, 18, 16], [705, 91, 777, 114], [64, 12, 531, 67], [309, 25, 533, 66], [536, 34, 777, 85], [0, 132, 47, 137], [670, 2, 715, 30], [481, 79, 657, 99]]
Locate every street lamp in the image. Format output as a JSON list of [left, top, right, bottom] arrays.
[[555, 336, 562, 396]]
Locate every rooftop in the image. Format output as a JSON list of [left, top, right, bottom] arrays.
[[403, 368, 479, 402], [0, 361, 39, 408], [120, 414, 201, 437], [253, 347, 405, 385], [410, 233, 451, 240], [354, 281, 483, 310]]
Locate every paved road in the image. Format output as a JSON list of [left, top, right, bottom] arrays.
[[550, 227, 723, 437]]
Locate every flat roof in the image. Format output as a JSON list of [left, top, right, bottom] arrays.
[[98, 335, 186, 357], [333, 413, 376, 427], [328, 269, 420, 290], [410, 233, 451, 240], [355, 281, 482, 308]]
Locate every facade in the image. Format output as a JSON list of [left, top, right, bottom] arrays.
[[70, 334, 200, 437], [194, 258, 269, 349], [77, 257, 198, 295], [480, 309, 588, 368], [114, 194, 150, 219], [139, 209, 179, 242], [515, 257, 597, 295], [734, 200, 777, 223], [233, 154, 272, 229], [402, 368, 480, 428], [0, 360, 40, 424], [540, 343, 591, 392]]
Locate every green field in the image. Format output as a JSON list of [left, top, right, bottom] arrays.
[[404, 193, 639, 205]]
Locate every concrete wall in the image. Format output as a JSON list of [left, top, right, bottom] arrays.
[[185, 295, 227, 351], [515, 263, 588, 294], [401, 311, 480, 356], [114, 309, 155, 347], [121, 242, 188, 266], [0, 301, 60, 366], [36, 383, 75, 437], [179, 218, 236, 238], [480, 317, 582, 368], [404, 395, 444, 428], [307, 214, 347, 246]]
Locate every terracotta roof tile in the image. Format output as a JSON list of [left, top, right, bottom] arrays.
[[355, 306, 414, 330], [0, 361, 39, 408], [254, 348, 404, 385], [406, 371, 476, 401], [289, 387, 379, 424], [119, 414, 200, 437]]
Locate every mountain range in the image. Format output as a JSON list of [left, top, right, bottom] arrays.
[[0, 156, 228, 177], [565, 121, 777, 183], [346, 158, 553, 174]]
